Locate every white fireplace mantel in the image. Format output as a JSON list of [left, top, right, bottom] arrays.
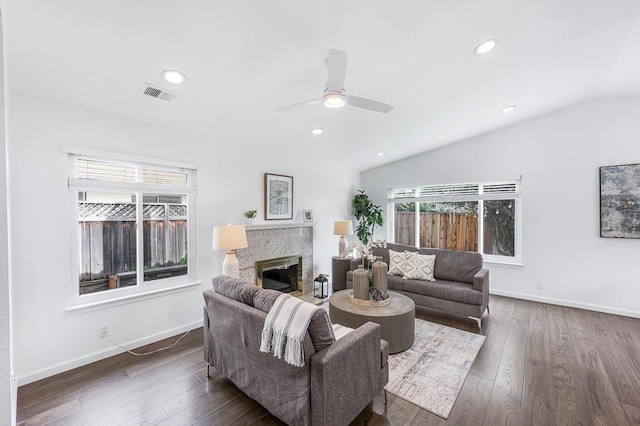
[[245, 222, 316, 231]]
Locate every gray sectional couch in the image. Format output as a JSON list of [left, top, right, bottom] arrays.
[[346, 243, 490, 327], [203, 275, 389, 426]]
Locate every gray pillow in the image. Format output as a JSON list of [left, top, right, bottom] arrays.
[[252, 288, 281, 312], [212, 276, 260, 306]]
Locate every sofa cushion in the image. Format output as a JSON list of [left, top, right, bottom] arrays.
[[402, 278, 483, 305], [252, 287, 282, 311], [252, 287, 335, 352], [387, 275, 405, 291], [212, 275, 260, 306], [418, 248, 482, 284], [388, 249, 407, 276], [403, 251, 436, 281]]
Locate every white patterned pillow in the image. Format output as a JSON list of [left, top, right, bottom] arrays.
[[403, 251, 436, 281], [387, 249, 406, 276]]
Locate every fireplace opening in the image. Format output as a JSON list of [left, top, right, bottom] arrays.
[[255, 255, 302, 294]]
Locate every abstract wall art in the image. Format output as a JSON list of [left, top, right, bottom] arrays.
[[600, 163, 640, 238], [264, 173, 294, 220]]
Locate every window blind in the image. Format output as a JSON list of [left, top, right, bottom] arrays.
[[483, 183, 518, 194], [142, 169, 188, 186], [70, 155, 196, 195], [389, 180, 519, 202], [77, 159, 136, 183]]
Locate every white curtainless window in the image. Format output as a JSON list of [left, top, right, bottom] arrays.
[[66, 147, 198, 306], [387, 179, 522, 264]]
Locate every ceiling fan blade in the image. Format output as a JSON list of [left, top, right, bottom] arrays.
[[326, 49, 347, 92], [275, 98, 321, 112], [346, 95, 394, 113]]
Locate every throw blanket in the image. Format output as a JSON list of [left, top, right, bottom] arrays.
[[260, 294, 326, 367]]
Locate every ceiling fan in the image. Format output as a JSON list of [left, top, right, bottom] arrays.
[[275, 49, 394, 113]]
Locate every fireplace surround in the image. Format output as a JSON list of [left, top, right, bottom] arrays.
[[236, 224, 313, 293]]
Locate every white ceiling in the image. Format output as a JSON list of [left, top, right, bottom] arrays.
[[5, 0, 640, 171]]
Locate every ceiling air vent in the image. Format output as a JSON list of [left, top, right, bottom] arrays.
[[139, 83, 179, 102]]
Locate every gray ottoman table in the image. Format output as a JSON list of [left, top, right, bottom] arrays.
[[329, 290, 415, 354]]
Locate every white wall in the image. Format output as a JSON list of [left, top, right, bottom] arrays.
[[361, 96, 640, 318], [7, 94, 359, 384], [0, 14, 16, 424]]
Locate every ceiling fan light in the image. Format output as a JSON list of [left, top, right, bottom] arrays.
[[323, 92, 346, 108]]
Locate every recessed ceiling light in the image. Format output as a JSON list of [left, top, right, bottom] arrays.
[[376, 152, 385, 157], [161, 69, 187, 85], [311, 128, 323, 135], [474, 38, 499, 55], [501, 105, 517, 113]]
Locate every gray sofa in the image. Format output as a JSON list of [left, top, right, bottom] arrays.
[[203, 275, 389, 426], [346, 243, 490, 327]]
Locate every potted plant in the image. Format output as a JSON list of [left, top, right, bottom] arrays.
[[353, 190, 384, 246], [243, 209, 257, 224]]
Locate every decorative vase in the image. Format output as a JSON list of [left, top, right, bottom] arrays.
[[372, 256, 388, 299], [353, 264, 370, 300]]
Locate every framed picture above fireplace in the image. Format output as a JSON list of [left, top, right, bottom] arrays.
[[264, 173, 294, 220]]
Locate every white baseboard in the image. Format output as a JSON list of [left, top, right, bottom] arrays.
[[490, 289, 640, 319], [16, 319, 203, 386]]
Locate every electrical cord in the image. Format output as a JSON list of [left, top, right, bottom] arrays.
[[109, 307, 202, 356]]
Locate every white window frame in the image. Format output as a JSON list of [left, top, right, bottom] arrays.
[[387, 179, 522, 265], [65, 146, 199, 308]]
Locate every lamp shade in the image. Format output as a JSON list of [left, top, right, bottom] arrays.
[[333, 220, 353, 236], [212, 224, 248, 251]]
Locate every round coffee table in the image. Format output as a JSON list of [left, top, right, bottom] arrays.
[[329, 290, 415, 354]]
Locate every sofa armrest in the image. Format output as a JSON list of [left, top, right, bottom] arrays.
[[310, 322, 387, 425], [345, 271, 354, 289], [473, 268, 490, 294], [349, 257, 364, 271]]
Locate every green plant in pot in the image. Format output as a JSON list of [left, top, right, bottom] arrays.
[[243, 210, 257, 219], [243, 210, 257, 224], [353, 190, 384, 246]]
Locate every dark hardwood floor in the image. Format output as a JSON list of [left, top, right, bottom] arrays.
[[16, 295, 640, 425]]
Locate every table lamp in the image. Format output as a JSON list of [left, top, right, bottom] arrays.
[[212, 224, 248, 278], [333, 220, 354, 257]]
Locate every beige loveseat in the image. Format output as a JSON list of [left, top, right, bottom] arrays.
[[203, 275, 389, 426], [346, 243, 490, 328]]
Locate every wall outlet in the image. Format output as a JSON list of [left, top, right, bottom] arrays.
[[536, 281, 543, 290], [98, 325, 109, 339]]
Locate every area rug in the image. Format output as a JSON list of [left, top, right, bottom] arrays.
[[385, 319, 485, 419]]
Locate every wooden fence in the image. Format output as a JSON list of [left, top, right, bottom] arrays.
[[79, 220, 187, 283], [394, 212, 478, 252]]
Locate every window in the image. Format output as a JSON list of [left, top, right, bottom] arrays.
[[68, 150, 197, 302], [388, 180, 521, 263]]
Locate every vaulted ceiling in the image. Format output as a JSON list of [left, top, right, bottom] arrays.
[[5, 0, 640, 170]]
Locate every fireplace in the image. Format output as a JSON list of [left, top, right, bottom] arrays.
[[237, 225, 313, 293], [255, 255, 302, 294]]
